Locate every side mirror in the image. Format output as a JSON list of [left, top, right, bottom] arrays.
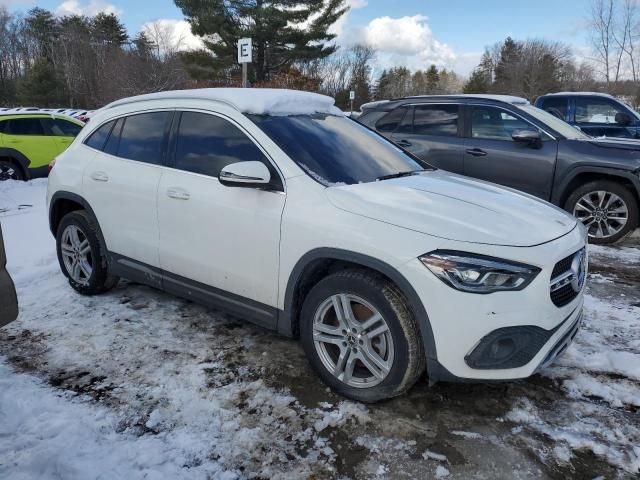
[[615, 112, 632, 127], [512, 129, 541, 147], [219, 161, 271, 188], [0, 224, 18, 328]]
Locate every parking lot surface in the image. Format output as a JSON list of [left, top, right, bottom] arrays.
[[0, 179, 638, 479]]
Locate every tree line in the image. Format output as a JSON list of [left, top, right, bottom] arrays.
[[0, 7, 194, 108], [3, 0, 639, 111]]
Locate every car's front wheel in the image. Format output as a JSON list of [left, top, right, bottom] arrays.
[[300, 269, 425, 402], [56, 211, 119, 295], [565, 180, 639, 244]]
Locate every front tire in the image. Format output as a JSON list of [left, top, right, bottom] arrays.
[[0, 160, 23, 181], [300, 269, 425, 403], [565, 180, 639, 244], [56, 211, 119, 295]]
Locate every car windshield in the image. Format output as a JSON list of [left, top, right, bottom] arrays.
[[248, 114, 428, 186], [517, 104, 590, 140]]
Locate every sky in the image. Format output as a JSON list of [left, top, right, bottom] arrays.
[[1, 0, 593, 77]]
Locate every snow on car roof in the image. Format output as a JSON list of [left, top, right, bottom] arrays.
[[543, 91, 614, 98], [104, 88, 344, 116]]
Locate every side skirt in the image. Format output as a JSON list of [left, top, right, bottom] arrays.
[[108, 253, 279, 331]]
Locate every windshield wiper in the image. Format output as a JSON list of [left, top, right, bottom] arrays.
[[376, 169, 425, 181]]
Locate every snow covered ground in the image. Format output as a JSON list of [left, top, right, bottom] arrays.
[[1, 179, 639, 479]]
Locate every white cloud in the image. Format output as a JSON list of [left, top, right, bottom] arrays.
[[342, 14, 457, 73], [451, 52, 483, 77], [0, 0, 34, 8], [141, 19, 204, 53], [55, 0, 121, 17]]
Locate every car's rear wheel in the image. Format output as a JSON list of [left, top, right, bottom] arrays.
[[56, 211, 119, 295], [565, 180, 639, 244], [300, 269, 425, 402], [0, 160, 23, 181]]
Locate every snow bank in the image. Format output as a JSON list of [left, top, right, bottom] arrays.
[[104, 88, 344, 117]]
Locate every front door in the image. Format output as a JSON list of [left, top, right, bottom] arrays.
[[157, 111, 285, 323], [3, 117, 57, 169], [463, 105, 558, 200], [574, 96, 639, 139]]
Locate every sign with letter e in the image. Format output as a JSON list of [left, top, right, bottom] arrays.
[[238, 38, 252, 63]]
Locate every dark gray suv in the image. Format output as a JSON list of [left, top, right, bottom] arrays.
[[359, 94, 640, 244]]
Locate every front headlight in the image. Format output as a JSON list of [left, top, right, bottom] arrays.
[[419, 250, 541, 294]]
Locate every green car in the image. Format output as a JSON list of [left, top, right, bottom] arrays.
[[0, 113, 83, 181]]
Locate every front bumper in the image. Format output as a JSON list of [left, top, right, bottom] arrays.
[[399, 224, 587, 382]]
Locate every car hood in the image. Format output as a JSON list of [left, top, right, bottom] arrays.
[[582, 136, 640, 151], [326, 170, 577, 247]]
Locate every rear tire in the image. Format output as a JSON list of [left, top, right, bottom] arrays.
[[0, 159, 23, 181], [565, 180, 639, 244], [56, 211, 119, 295], [300, 269, 425, 403]]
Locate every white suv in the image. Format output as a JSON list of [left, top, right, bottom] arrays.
[[47, 88, 587, 402]]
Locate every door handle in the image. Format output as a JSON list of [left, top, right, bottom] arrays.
[[166, 188, 190, 200], [465, 148, 487, 157], [395, 139, 412, 147], [90, 171, 109, 182]]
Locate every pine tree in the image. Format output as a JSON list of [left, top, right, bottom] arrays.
[[91, 13, 128, 46], [463, 68, 490, 94], [493, 37, 522, 93], [425, 64, 440, 93], [18, 59, 66, 106], [175, 0, 348, 82]]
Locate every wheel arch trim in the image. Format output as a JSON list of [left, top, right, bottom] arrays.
[[279, 248, 438, 365], [49, 191, 109, 256], [552, 165, 640, 205]]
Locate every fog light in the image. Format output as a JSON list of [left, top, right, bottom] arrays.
[[489, 338, 516, 360]]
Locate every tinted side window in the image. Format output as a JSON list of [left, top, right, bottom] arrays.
[[54, 119, 82, 137], [575, 97, 628, 124], [174, 112, 270, 178], [471, 107, 531, 140], [413, 105, 458, 136], [6, 118, 45, 136], [117, 112, 169, 164], [0, 120, 6, 134], [85, 120, 115, 151], [538, 97, 568, 120], [104, 119, 123, 156], [375, 107, 407, 132]]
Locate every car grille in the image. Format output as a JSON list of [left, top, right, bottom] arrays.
[[550, 249, 585, 307]]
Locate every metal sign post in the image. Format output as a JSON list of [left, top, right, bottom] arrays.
[[349, 90, 355, 113], [238, 38, 252, 88]]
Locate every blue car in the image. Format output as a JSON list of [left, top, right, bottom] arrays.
[[535, 92, 640, 139]]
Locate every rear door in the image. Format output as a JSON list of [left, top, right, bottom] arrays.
[[390, 103, 465, 173], [463, 104, 558, 200], [41, 117, 83, 154], [3, 117, 57, 169], [82, 111, 172, 269], [0, 224, 18, 328]]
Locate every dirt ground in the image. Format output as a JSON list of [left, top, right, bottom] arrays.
[[0, 181, 638, 479]]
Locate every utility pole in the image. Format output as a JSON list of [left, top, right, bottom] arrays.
[[238, 38, 252, 88]]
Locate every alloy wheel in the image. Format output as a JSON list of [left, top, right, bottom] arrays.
[[0, 163, 18, 181], [312, 293, 394, 388], [60, 225, 93, 285], [573, 190, 629, 240]]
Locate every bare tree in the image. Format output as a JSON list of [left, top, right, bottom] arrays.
[[589, 0, 615, 84]]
